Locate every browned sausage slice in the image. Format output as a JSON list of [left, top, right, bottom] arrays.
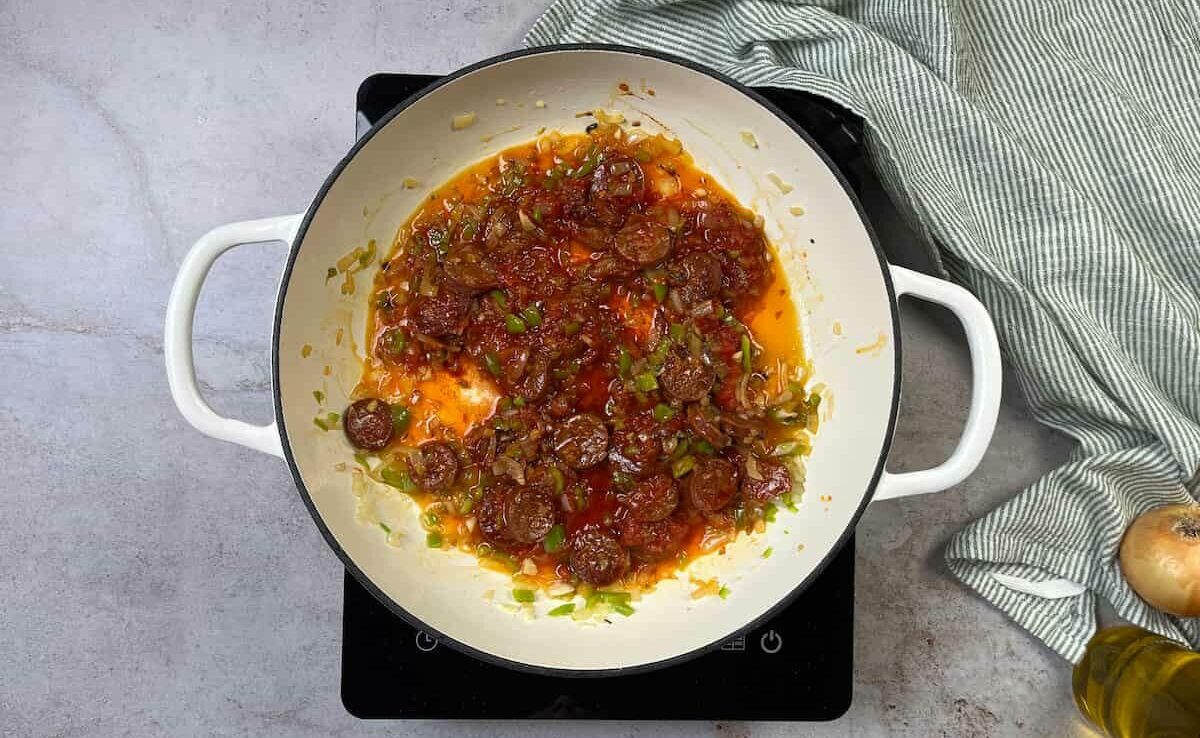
[[343, 398, 394, 451], [624, 473, 679, 522], [667, 252, 722, 307], [614, 216, 672, 266], [686, 403, 729, 449], [589, 156, 645, 226], [553, 413, 609, 470], [740, 454, 793, 503], [410, 288, 472, 337], [477, 482, 514, 543], [686, 457, 738, 513], [504, 487, 557, 543], [569, 529, 629, 585], [414, 441, 460, 493], [443, 246, 498, 291], [619, 515, 689, 562], [660, 349, 715, 403]]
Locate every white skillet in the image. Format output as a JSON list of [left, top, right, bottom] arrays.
[[165, 46, 1001, 675]]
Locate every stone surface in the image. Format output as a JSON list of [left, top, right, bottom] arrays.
[[0, 1, 1096, 735]]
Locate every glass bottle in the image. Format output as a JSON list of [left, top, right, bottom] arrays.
[[1073, 625, 1200, 737]]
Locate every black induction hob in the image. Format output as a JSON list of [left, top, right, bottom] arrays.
[[341, 70, 867, 722]]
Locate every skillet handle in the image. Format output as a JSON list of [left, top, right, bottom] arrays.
[[164, 214, 303, 458], [872, 266, 1002, 501]]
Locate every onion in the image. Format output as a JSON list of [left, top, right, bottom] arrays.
[[1119, 504, 1200, 617], [518, 209, 535, 232], [745, 454, 763, 481], [492, 456, 526, 485]]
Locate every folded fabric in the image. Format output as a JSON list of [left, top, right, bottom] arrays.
[[527, 0, 1200, 660]]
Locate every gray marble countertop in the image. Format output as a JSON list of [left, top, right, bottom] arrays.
[[2, 1, 1098, 736]]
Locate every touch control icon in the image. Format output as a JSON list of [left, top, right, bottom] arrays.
[[760, 629, 783, 654]]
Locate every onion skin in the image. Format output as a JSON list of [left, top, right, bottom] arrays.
[[1119, 504, 1200, 617]]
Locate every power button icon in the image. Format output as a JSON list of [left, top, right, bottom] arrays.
[[760, 630, 783, 654], [415, 631, 439, 652]]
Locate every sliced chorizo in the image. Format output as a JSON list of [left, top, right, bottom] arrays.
[[553, 413, 609, 470], [410, 288, 471, 337], [569, 529, 629, 585], [443, 246, 498, 291], [589, 156, 644, 226], [624, 473, 679, 522], [614, 215, 672, 266], [686, 457, 738, 513], [686, 403, 729, 449], [741, 454, 793, 503], [619, 515, 689, 563], [504, 487, 557, 543], [667, 252, 722, 307], [343, 398, 394, 451], [414, 441, 460, 493], [660, 349, 715, 403]]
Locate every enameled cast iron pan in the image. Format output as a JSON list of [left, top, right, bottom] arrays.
[[166, 46, 1001, 676]]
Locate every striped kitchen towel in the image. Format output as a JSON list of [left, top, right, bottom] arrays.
[[527, 0, 1200, 661]]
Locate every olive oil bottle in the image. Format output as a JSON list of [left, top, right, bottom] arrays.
[[1073, 625, 1200, 737]]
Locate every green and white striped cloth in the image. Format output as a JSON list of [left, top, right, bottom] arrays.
[[527, 0, 1200, 661]]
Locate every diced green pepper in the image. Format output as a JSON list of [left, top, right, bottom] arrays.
[[489, 289, 508, 310], [669, 322, 685, 341], [512, 588, 536, 603], [484, 351, 502, 376], [426, 531, 443, 548], [671, 455, 697, 478], [692, 439, 715, 456], [564, 321, 581, 336], [653, 283, 668, 302], [380, 466, 416, 492], [384, 328, 407, 355], [764, 503, 778, 523], [379, 522, 391, 534], [718, 585, 731, 600], [634, 371, 658, 392], [312, 390, 325, 404], [741, 334, 753, 373], [618, 346, 633, 377], [653, 403, 676, 422], [612, 602, 635, 617], [504, 313, 527, 334], [548, 466, 565, 492], [548, 603, 576, 617], [521, 304, 542, 327], [390, 404, 411, 436], [543, 524, 566, 553]]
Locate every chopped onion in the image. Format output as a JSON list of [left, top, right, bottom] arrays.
[[521, 558, 538, 576], [745, 454, 763, 481], [492, 455, 526, 485], [595, 109, 625, 125], [767, 172, 794, 194], [451, 112, 477, 130], [547, 581, 575, 598]]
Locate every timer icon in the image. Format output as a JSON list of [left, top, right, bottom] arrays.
[[414, 631, 439, 652]]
